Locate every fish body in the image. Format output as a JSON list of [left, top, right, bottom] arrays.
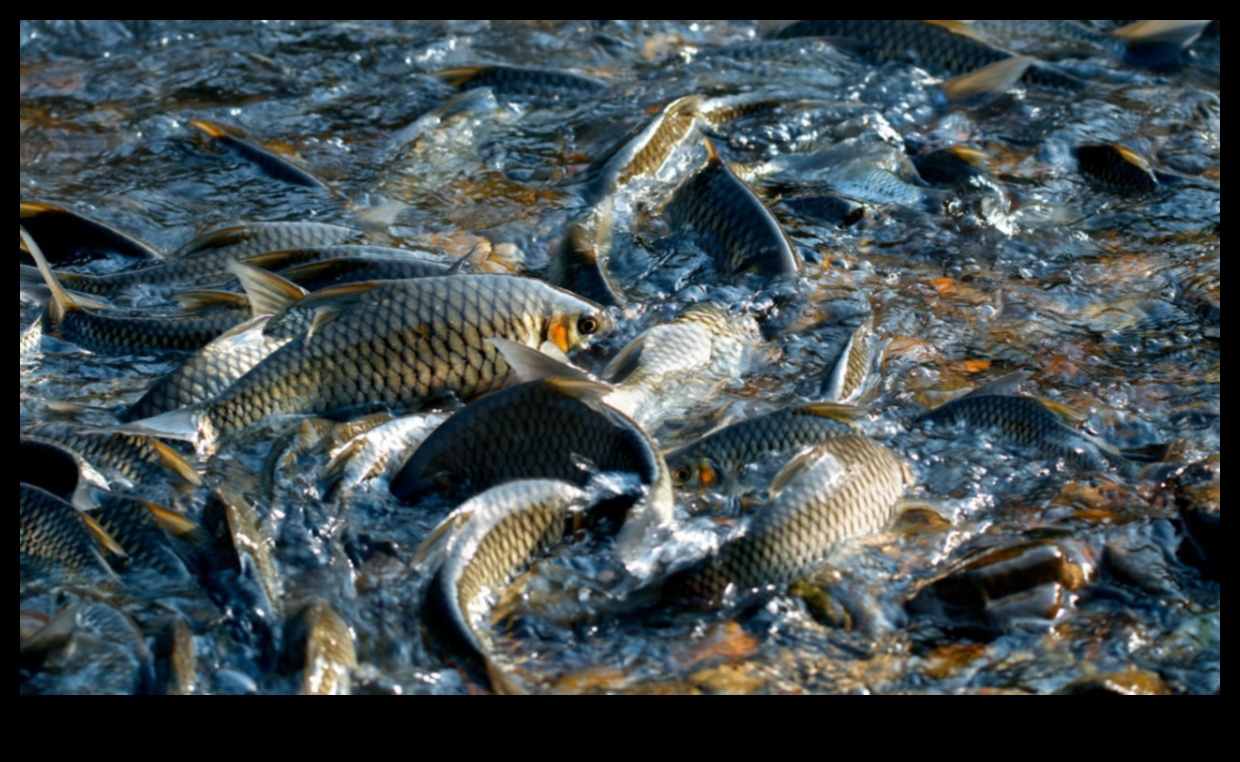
[[587, 94, 704, 202], [918, 385, 1124, 471], [166, 275, 607, 447], [391, 378, 667, 509], [547, 211, 626, 308], [190, 119, 328, 190], [666, 141, 803, 277], [272, 250, 453, 290], [603, 302, 758, 426], [30, 422, 202, 488], [124, 317, 290, 421], [46, 222, 359, 297], [20, 601, 150, 695], [318, 413, 444, 500], [20, 483, 116, 584], [435, 64, 609, 99], [665, 403, 861, 489], [775, 20, 1082, 90], [1074, 144, 1161, 194], [822, 318, 886, 403], [20, 201, 163, 267], [94, 494, 195, 581], [20, 315, 42, 356], [286, 600, 357, 695], [418, 479, 590, 692], [665, 435, 909, 606]]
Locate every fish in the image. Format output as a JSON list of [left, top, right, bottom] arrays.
[[123, 317, 291, 421], [970, 20, 1211, 69], [20, 601, 151, 695], [20, 483, 119, 585], [20, 313, 42, 356], [285, 600, 358, 695], [751, 143, 944, 211], [189, 119, 329, 190], [416, 479, 592, 693], [774, 20, 1083, 91], [20, 436, 110, 508], [1074, 144, 1163, 194], [665, 140, 804, 278], [30, 421, 202, 488], [93, 493, 198, 582], [546, 209, 626, 308], [821, 317, 887, 403], [435, 64, 609, 99], [134, 274, 610, 451], [20, 200, 163, 267], [916, 372, 1133, 471], [391, 378, 668, 509], [585, 94, 704, 202], [151, 617, 196, 695], [31, 221, 360, 298], [318, 413, 445, 500], [601, 302, 759, 427], [22, 226, 249, 353], [664, 402, 865, 490], [664, 435, 911, 607], [263, 249, 455, 290]]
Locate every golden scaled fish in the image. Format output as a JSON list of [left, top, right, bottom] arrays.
[[21, 483, 120, 585], [135, 274, 610, 452]]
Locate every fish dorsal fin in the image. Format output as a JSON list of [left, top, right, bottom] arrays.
[[228, 261, 309, 317], [796, 402, 868, 427], [946, 145, 989, 166], [331, 412, 394, 443], [178, 225, 256, 258], [601, 334, 646, 384], [1112, 144, 1153, 172], [172, 289, 249, 312], [188, 118, 237, 140], [447, 242, 490, 275], [1038, 398, 1089, 426], [433, 66, 487, 88], [964, 370, 1033, 398], [80, 513, 128, 557], [411, 507, 475, 573], [1112, 20, 1210, 47], [768, 446, 827, 496], [703, 136, 722, 165], [922, 20, 988, 42], [147, 438, 204, 487], [488, 337, 598, 384], [239, 248, 320, 271], [19, 226, 80, 325], [544, 377, 613, 402], [145, 502, 204, 537], [317, 438, 364, 499], [940, 56, 1032, 103]]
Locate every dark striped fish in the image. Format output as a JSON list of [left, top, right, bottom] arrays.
[[664, 403, 863, 490], [20, 483, 118, 584], [38, 221, 360, 298], [416, 479, 591, 693], [29, 422, 202, 488], [20, 601, 150, 695], [20, 200, 163, 266], [93, 493, 199, 581], [190, 119, 328, 190], [665, 140, 803, 278], [775, 20, 1083, 90], [665, 435, 910, 607], [435, 64, 609, 99], [268, 249, 454, 290], [916, 373, 1130, 471], [137, 275, 609, 450], [1075, 144, 1162, 194]]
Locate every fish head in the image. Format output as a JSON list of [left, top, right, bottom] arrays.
[[668, 454, 722, 490], [542, 302, 612, 354]]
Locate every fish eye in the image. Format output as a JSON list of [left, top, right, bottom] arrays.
[[672, 465, 693, 484], [577, 316, 600, 336]]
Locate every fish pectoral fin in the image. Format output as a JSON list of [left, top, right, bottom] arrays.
[[798, 402, 869, 427], [921, 20, 989, 42], [768, 446, 831, 496], [939, 56, 1033, 104], [489, 337, 599, 384], [1112, 20, 1210, 48], [80, 513, 128, 558], [1038, 397, 1090, 426], [149, 438, 205, 487], [600, 335, 646, 384], [188, 118, 238, 140], [172, 289, 250, 312], [890, 499, 953, 533], [229, 261, 309, 318], [177, 224, 256, 257]]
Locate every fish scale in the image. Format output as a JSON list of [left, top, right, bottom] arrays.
[[20, 483, 116, 583], [666, 435, 908, 606], [53, 305, 246, 354], [193, 275, 605, 444], [30, 423, 200, 487]]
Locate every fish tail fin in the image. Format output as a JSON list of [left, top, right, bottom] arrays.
[[19, 225, 80, 327], [939, 56, 1033, 104]]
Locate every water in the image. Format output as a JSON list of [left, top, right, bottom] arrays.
[[20, 20, 1219, 694]]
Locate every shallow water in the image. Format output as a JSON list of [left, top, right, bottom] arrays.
[[21, 20, 1219, 694]]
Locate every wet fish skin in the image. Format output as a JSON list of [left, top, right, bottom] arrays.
[[20, 200, 164, 267], [665, 403, 860, 489], [30, 422, 202, 488], [20, 436, 109, 507], [53, 303, 248, 354], [435, 64, 609, 99], [124, 317, 291, 422], [20, 483, 117, 584], [319, 413, 443, 501], [586, 94, 704, 202], [191, 275, 609, 445], [1074, 144, 1160, 194], [546, 211, 626, 308], [20, 315, 43, 356], [47, 222, 360, 297], [666, 142, 803, 278], [94, 493, 196, 582], [391, 378, 665, 508], [917, 392, 1123, 471], [775, 20, 1083, 90], [419, 479, 590, 693], [665, 435, 909, 607], [822, 318, 886, 404], [286, 599, 358, 695], [274, 251, 454, 290], [190, 119, 328, 190]]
